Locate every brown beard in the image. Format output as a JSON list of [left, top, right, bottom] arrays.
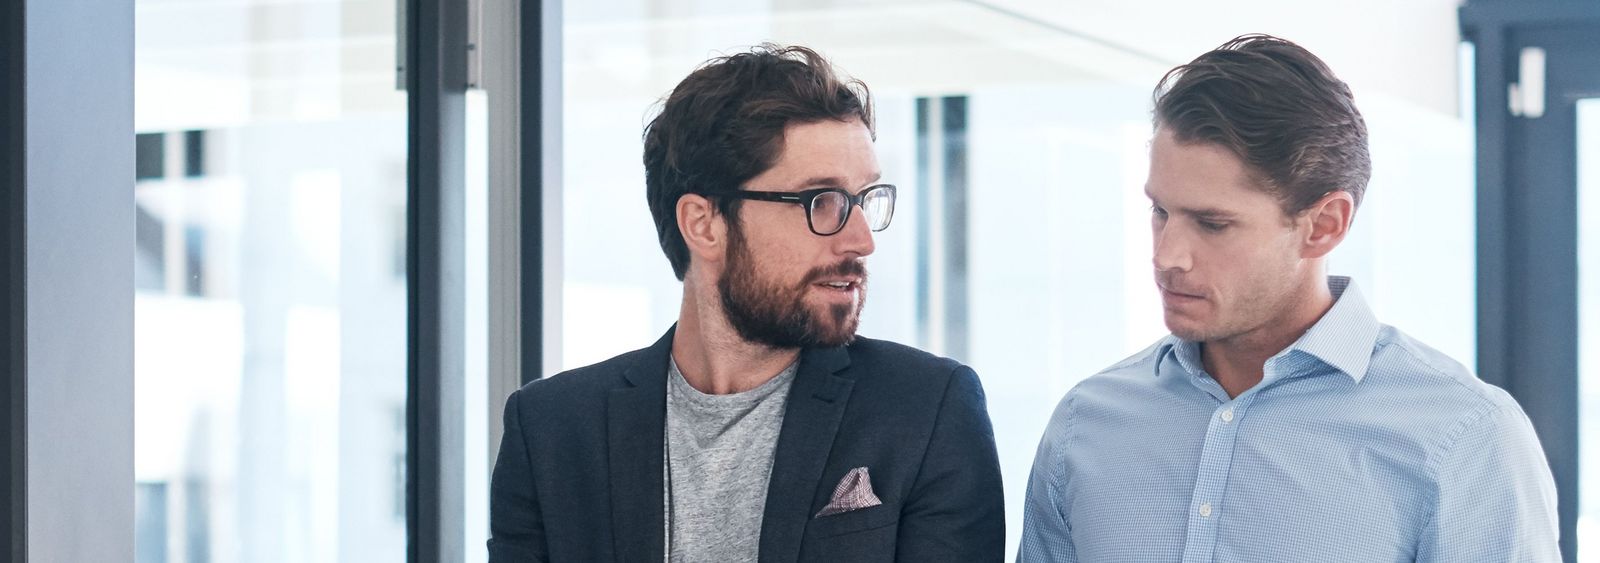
[[718, 223, 867, 348]]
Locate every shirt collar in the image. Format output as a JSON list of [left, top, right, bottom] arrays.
[[1154, 336, 1203, 380], [1291, 276, 1379, 383], [1154, 276, 1380, 384]]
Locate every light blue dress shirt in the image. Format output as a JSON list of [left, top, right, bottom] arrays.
[[1018, 277, 1559, 562]]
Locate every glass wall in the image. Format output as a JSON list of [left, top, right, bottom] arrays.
[[559, 0, 1476, 556], [133, 1, 409, 561]]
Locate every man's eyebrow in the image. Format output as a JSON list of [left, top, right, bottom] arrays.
[[1174, 207, 1238, 220], [796, 176, 848, 188], [1145, 193, 1238, 220], [797, 172, 883, 189]]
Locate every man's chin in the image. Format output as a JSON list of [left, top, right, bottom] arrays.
[[1163, 315, 1209, 342], [811, 318, 860, 347], [816, 333, 857, 348], [804, 308, 861, 346], [782, 297, 863, 347]]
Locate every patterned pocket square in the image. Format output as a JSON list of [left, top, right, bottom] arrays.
[[815, 466, 883, 517]]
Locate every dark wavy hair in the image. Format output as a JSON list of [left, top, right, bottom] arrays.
[[643, 44, 874, 280], [1154, 34, 1370, 214]]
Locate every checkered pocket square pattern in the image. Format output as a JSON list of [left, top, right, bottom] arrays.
[[815, 466, 883, 517]]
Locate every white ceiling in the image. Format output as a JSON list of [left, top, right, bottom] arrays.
[[134, 0, 1467, 129], [566, 0, 1466, 112]]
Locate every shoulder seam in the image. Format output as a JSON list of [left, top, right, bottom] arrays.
[[904, 362, 968, 501], [1047, 390, 1080, 530], [1418, 397, 1506, 538], [1387, 336, 1496, 407]]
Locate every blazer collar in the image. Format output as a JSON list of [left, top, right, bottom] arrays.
[[757, 345, 853, 563], [606, 328, 674, 561]]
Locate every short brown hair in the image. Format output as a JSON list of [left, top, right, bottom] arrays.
[[643, 44, 874, 280], [1154, 34, 1370, 214]]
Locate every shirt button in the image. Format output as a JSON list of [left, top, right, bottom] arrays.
[[1221, 408, 1235, 423], [1199, 503, 1213, 517]]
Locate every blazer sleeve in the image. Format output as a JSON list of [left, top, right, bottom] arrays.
[[487, 388, 550, 562], [894, 366, 1006, 563]]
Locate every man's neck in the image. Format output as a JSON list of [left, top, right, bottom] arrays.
[[670, 287, 800, 395], [1201, 276, 1335, 399]]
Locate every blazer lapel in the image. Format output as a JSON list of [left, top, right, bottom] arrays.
[[757, 345, 854, 563], [608, 328, 673, 562]]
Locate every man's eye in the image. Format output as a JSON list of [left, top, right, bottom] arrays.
[[1198, 221, 1228, 232], [1150, 205, 1168, 217]]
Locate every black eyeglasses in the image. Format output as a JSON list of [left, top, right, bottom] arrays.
[[714, 184, 897, 236]]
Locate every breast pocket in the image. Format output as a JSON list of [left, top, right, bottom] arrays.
[[800, 503, 900, 562]]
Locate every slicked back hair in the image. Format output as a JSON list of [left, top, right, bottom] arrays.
[[1154, 34, 1370, 215]]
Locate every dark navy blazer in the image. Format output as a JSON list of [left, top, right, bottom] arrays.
[[487, 327, 1005, 562]]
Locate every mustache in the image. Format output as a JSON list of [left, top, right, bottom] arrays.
[[1154, 271, 1201, 296], [801, 259, 868, 287]]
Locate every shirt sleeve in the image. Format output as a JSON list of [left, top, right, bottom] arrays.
[[1017, 393, 1079, 563], [1416, 399, 1559, 562]]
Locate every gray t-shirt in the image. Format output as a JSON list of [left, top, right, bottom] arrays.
[[663, 358, 798, 563]]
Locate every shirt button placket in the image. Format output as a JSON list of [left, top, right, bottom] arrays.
[[1181, 399, 1250, 563]]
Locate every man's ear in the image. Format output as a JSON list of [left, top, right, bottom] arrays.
[[678, 193, 729, 268], [1299, 190, 1355, 260]]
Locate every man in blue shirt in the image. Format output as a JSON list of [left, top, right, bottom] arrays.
[[1018, 34, 1559, 562]]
